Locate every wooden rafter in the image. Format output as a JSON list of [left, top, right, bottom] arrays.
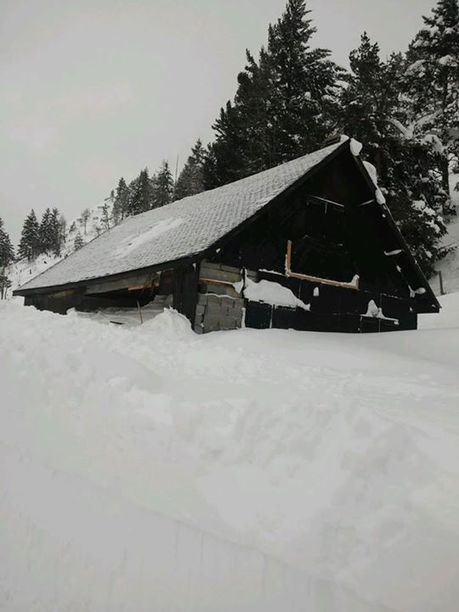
[[307, 195, 345, 210]]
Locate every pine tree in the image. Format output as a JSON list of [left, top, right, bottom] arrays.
[[127, 169, 153, 216], [202, 143, 220, 190], [206, 0, 344, 187], [39, 208, 53, 254], [113, 178, 130, 224], [0, 212, 12, 297], [39, 207, 65, 255], [340, 33, 390, 159], [101, 195, 112, 230], [0, 217, 14, 270], [152, 161, 174, 208], [339, 34, 447, 276], [174, 140, 206, 200], [208, 101, 247, 187], [18, 210, 40, 261], [234, 49, 273, 174], [265, 0, 344, 164], [404, 0, 459, 208], [208, 49, 273, 186], [50, 208, 64, 255], [0, 272, 11, 299], [74, 232, 84, 251]]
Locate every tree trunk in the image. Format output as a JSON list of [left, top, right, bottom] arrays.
[[440, 154, 453, 214]]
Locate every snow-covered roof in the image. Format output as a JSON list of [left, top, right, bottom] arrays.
[[18, 140, 344, 292]]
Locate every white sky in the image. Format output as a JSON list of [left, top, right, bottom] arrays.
[[1, 0, 435, 242]]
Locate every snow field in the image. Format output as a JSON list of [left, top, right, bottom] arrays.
[[1, 296, 459, 610]]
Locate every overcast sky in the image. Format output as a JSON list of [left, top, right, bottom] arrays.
[[1, 0, 436, 241]]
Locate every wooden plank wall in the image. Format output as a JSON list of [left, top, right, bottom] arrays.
[[195, 261, 245, 333]]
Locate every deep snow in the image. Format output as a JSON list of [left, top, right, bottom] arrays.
[[1, 295, 459, 611]]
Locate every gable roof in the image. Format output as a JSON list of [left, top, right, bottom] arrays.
[[16, 140, 345, 293], [15, 138, 440, 313]]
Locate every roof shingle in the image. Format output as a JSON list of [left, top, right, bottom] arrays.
[[18, 141, 343, 291]]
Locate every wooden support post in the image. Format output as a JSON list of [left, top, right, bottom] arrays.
[[137, 300, 143, 324], [438, 270, 445, 296]]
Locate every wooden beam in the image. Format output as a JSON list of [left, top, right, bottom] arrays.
[[128, 284, 153, 292], [200, 277, 235, 287], [47, 288, 76, 299], [308, 195, 345, 209], [86, 271, 159, 294]]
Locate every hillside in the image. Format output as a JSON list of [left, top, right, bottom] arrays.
[[7, 199, 114, 292]]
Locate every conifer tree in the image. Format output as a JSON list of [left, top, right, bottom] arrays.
[[202, 143, 220, 191], [0, 272, 11, 299], [113, 178, 130, 224], [404, 0, 459, 207], [208, 101, 247, 187], [50, 208, 64, 255], [152, 161, 174, 208], [39, 207, 65, 256], [206, 0, 343, 187], [174, 140, 206, 200], [265, 0, 344, 164], [0, 214, 12, 297], [0, 217, 14, 269], [208, 49, 272, 186], [18, 210, 40, 261], [74, 232, 84, 251], [101, 195, 112, 230], [127, 169, 153, 216], [339, 34, 447, 276], [39, 208, 54, 253]]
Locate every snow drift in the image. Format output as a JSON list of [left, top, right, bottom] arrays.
[[1, 296, 459, 611]]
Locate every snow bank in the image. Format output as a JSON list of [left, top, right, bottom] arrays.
[[237, 277, 310, 310], [1, 297, 459, 611], [5, 441, 371, 612]]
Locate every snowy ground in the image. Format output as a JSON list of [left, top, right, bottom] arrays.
[[1, 295, 459, 611]]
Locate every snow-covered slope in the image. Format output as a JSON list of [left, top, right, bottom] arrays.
[[1, 295, 459, 611], [6, 200, 113, 293]]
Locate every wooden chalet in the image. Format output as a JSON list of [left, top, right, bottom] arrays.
[[14, 137, 440, 333]]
